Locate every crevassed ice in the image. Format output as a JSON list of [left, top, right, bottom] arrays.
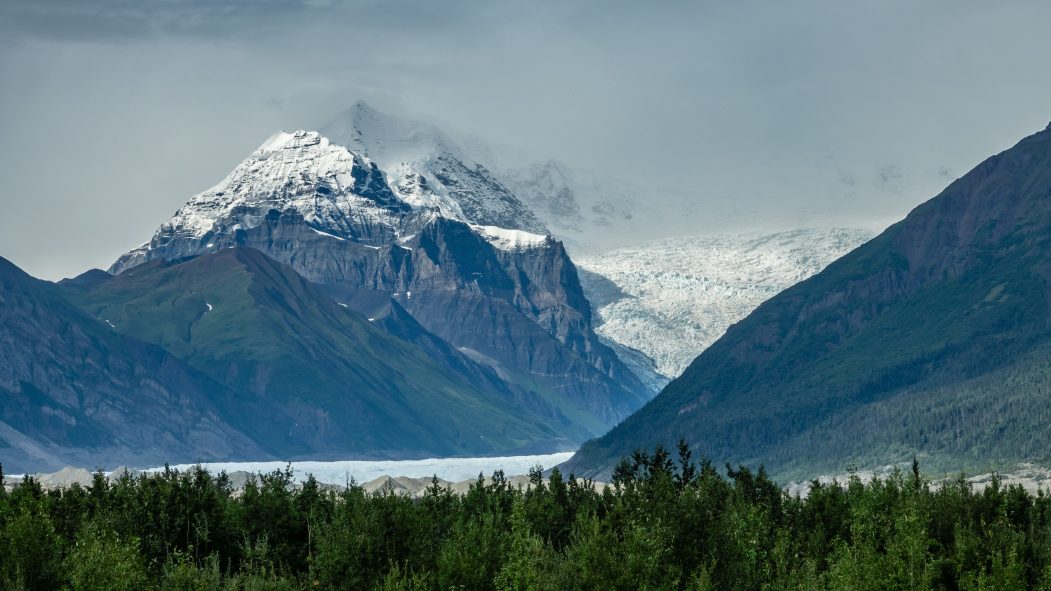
[[577, 228, 873, 378]]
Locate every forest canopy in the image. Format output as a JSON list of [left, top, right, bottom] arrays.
[[0, 445, 1047, 590]]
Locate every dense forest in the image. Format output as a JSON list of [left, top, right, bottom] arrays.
[[2, 446, 1051, 590]]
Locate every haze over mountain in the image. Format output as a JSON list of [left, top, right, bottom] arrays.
[[0, 102, 909, 475], [319, 102, 549, 236], [566, 122, 1051, 481], [331, 107, 734, 256]]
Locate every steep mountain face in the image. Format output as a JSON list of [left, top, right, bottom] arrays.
[[111, 113, 649, 437], [566, 123, 1051, 480], [575, 228, 873, 379], [65, 248, 571, 457], [317, 283, 569, 429], [0, 257, 268, 473]]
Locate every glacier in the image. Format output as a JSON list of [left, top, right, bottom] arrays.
[[146, 452, 576, 486], [576, 228, 874, 378]]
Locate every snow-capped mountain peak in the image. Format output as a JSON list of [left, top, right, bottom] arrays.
[[322, 101, 468, 169], [320, 102, 548, 234], [137, 128, 408, 250], [107, 106, 650, 440], [110, 116, 559, 275]]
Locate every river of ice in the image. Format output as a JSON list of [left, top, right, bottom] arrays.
[[142, 451, 576, 486]]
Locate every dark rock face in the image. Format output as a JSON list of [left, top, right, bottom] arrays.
[[426, 155, 549, 235], [565, 125, 1051, 480], [0, 257, 268, 473]]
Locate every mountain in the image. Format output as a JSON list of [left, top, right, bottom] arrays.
[[454, 119, 874, 388], [63, 247, 571, 457], [575, 228, 873, 379], [565, 123, 1051, 481], [110, 109, 650, 437], [0, 256, 268, 474], [323, 104, 867, 387]]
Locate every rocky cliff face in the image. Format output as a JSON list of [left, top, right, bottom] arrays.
[[0, 257, 268, 473], [111, 118, 649, 436]]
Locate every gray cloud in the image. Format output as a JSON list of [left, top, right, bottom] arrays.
[[3, 0, 1051, 279]]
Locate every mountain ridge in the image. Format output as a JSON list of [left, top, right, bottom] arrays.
[[0, 254, 271, 473]]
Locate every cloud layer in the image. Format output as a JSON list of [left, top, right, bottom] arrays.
[[3, 0, 1051, 279]]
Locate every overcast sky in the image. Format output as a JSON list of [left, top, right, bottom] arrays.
[[3, 0, 1051, 280]]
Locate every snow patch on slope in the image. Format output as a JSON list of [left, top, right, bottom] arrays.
[[310, 227, 347, 241], [576, 228, 873, 379], [473, 225, 551, 251]]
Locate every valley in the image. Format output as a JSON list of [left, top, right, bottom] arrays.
[[5, 2, 1051, 587]]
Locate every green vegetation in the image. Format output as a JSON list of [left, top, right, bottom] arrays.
[[60, 247, 565, 457], [6, 446, 1051, 590]]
